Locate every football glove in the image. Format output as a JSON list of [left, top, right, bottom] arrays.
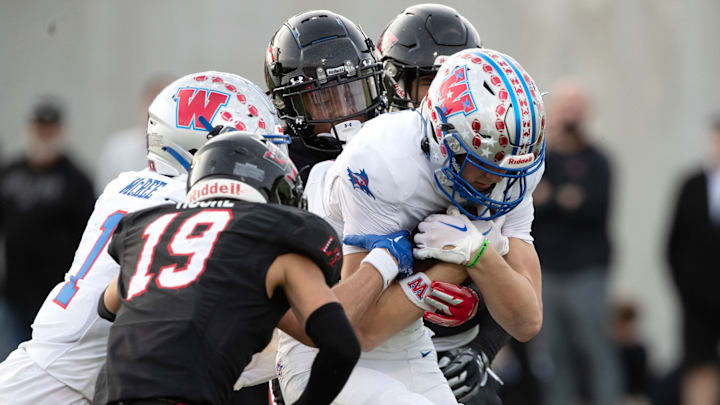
[[423, 281, 479, 327], [413, 206, 486, 265], [343, 230, 414, 279], [472, 215, 509, 257], [438, 347, 503, 404]]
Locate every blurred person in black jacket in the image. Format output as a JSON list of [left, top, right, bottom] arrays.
[[667, 115, 720, 405], [532, 79, 623, 405], [0, 98, 95, 353]]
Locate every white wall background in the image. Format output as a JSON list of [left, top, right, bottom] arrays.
[[2, 0, 719, 374]]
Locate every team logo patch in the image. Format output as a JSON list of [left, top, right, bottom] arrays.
[[174, 87, 230, 130], [347, 167, 375, 199], [435, 65, 477, 118]]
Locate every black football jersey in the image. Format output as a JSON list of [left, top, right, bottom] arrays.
[[99, 199, 342, 404]]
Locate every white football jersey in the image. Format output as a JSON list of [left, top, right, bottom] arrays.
[[321, 109, 542, 248], [23, 168, 186, 399], [279, 110, 543, 361]]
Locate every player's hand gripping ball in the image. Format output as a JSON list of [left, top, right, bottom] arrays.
[[413, 206, 486, 265]]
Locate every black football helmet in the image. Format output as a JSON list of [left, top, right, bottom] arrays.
[[378, 4, 482, 109], [265, 10, 386, 152], [187, 131, 304, 208]]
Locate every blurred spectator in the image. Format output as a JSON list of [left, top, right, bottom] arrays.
[[532, 78, 623, 405], [94, 75, 171, 192], [0, 98, 95, 354], [666, 115, 720, 405], [611, 300, 651, 405]]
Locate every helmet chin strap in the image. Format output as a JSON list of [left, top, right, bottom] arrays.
[[316, 119, 363, 146]]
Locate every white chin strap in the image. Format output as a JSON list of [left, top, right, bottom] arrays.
[[316, 120, 363, 146]]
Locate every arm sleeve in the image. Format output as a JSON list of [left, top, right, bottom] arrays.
[[469, 308, 511, 362], [291, 302, 360, 405]]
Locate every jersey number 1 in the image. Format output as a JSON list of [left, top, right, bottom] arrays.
[[54, 210, 127, 308], [126, 209, 232, 300]]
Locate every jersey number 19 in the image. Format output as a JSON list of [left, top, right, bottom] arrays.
[[126, 209, 233, 300]]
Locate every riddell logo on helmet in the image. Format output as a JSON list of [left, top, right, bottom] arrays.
[[506, 155, 533, 167], [187, 179, 246, 203]]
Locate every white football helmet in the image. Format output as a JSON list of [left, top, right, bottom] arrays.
[[421, 48, 545, 219], [146, 71, 287, 176]]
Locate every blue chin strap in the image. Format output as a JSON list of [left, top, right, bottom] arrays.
[[261, 133, 292, 145], [198, 116, 291, 146], [161, 146, 191, 171]]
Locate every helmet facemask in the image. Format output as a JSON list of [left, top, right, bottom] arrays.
[[273, 59, 385, 153], [383, 61, 440, 110], [433, 127, 545, 220]]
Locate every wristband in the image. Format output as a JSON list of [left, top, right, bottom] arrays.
[[466, 238, 489, 268], [399, 272, 434, 312], [361, 248, 399, 289]]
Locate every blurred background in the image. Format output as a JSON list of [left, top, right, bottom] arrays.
[[1, 1, 719, 404]]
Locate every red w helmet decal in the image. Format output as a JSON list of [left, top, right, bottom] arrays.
[[174, 87, 230, 130], [436, 66, 477, 118]]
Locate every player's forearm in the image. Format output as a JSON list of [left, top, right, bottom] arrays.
[[278, 262, 384, 348], [356, 263, 467, 351], [466, 247, 541, 342], [333, 262, 385, 328]]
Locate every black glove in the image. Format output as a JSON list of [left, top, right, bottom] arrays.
[[438, 347, 503, 405]]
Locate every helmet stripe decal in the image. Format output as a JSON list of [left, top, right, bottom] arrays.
[[285, 23, 302, 49], [335, 17, 350, 37], [475, 52, 521, 155], [501, 54, 537, 150]]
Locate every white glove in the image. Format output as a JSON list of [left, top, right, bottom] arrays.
[[471, 215, 509, 256], [413, 206, 485, 265]]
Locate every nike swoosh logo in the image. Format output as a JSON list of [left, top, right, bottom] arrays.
[[421, 350, 432, 358], [439, 221, 467, 232], [393, 236, 404, 243]]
